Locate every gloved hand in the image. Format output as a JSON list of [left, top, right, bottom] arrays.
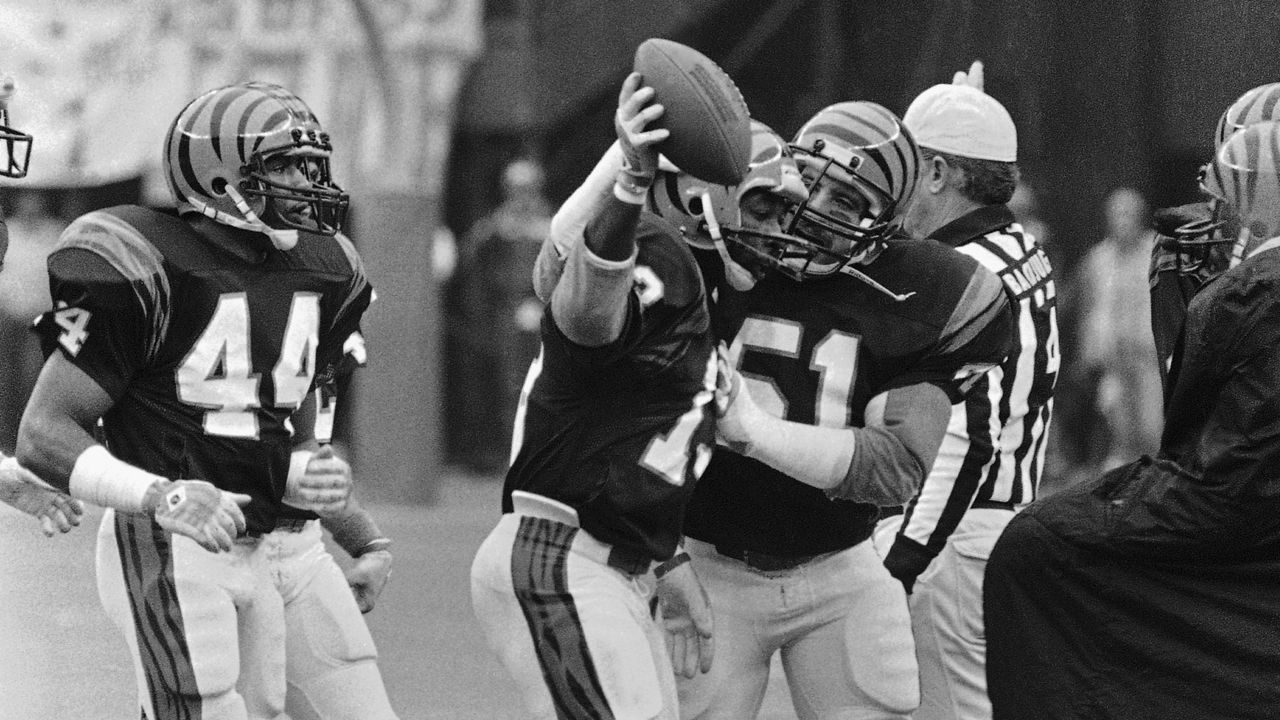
[[654, 555, 714, 678], [285, 445, 353, 516], [0, 455, 84, 536], [146, 479, 250, 552], [614, 72, 668, 186], [345, 549, 393, 613], [714, 343, 763, 454]]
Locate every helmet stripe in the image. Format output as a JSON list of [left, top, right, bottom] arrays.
[[251, 109, 293, 155], [1259, 122, 1280, 229], [176, 130, 205, 199], [1239, 126, 1257, 216], [235, 95, 272, 163], [1261, 88, 1280, 125], [208, 86, 251, 162]]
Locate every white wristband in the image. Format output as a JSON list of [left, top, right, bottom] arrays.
[[68, 445, 165, 512], [613, 180, 648, 205]]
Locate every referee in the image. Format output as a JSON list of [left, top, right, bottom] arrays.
[[872, 62, 1059, 720]]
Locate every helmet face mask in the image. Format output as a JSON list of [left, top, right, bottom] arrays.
[[242, 139, 349, 236], [648, 121, 809, 288], [785, 101, 922, 278], [165, 82, 349, 241], [0, 76, 32, 179], [781, 146, 896, 276]]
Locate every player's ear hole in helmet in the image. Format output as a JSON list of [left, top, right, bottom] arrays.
[[647, 121, 811, 288], [164, 81, 349, 240], [786, 101, 922, 277], [0, 75, 33, 179]]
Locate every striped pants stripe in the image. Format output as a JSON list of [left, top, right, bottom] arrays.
[[470, 511, 677, 720], [97, 509, 287, 720]]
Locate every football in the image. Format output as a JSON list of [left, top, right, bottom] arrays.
[[633, 38, 752, 186]]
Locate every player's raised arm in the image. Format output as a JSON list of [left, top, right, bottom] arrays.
[[549, 72, 667, 347], [532, 142, 626, 303]]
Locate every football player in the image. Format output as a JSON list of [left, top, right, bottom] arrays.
[[879, 65, 1058, 720], [985, 120, 1280, 720], [682, 101, 1014, 720], [470, 71, 808, 719], [0, 72, 84, 536], [1148, 81, 1280, 390], [16, 82, 396, 720]]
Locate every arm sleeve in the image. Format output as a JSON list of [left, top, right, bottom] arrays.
[[723, 380, 947, 506], [533, 142, 626, 302], [829, 383, 953, 505], [548, 194, 640, 348]]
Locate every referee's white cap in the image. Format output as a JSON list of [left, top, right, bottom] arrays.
[[903, 84, 1017, 162]]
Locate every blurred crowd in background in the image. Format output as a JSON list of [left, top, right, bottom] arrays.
[[3, 0, 1272, 498]]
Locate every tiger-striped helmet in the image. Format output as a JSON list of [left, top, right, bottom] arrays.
[[164, 82, 348, 239], [648, 120, 808, 288], [787, 101, 921, 275], [0, 74, 33, 179], [1201, 120, 1280, 266], [1214, 83, 1280, 152]]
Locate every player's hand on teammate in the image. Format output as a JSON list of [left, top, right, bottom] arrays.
[[713, 342, 760, 453], [146, 479, 250, 553], [614, 72, 669, 183], [345, 549, 393, 613], [654, 556, 715, 678], [286, 445, 353, 516], [0, 455, 84, 536], [952, 59, 985, 91]]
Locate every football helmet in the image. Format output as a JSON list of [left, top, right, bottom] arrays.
[[1159, 83, 1280, 276], [786, 101, 921, 276], [164, 81, 348, 247], [0, 75, 33, 179], [648, 120, 808, 289], [1200, 120, 1280, 267], [1214, 82, 1280, 152]]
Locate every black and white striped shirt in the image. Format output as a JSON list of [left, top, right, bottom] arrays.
[[889, 205, 1059, 570]]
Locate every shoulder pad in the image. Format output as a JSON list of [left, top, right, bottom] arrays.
[[56, 208, 166, 285]]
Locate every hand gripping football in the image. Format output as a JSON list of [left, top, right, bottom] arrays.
[[633, 38, 752, 186]]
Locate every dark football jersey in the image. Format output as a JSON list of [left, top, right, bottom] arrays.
[[503, 213, 716, 562], [34, 206, 372, 533], [685, 238, 1012, 557]]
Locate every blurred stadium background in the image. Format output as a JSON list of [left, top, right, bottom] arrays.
[[3, 0, 1280, 717]]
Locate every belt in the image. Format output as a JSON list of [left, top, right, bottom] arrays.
[[606, 545, 653, 577], [715, 544, 827, 572], [241, 517, 312, 539], [511, 491, 655, 578]]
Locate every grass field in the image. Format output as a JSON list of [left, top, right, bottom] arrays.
[[0, 471, 798, 719]]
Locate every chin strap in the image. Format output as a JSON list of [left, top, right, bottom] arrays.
[[702, 190, 757, 291], [190, 186, 300, 251], [1229, 226, 1251, 269], [837, 261, 916, 301]]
